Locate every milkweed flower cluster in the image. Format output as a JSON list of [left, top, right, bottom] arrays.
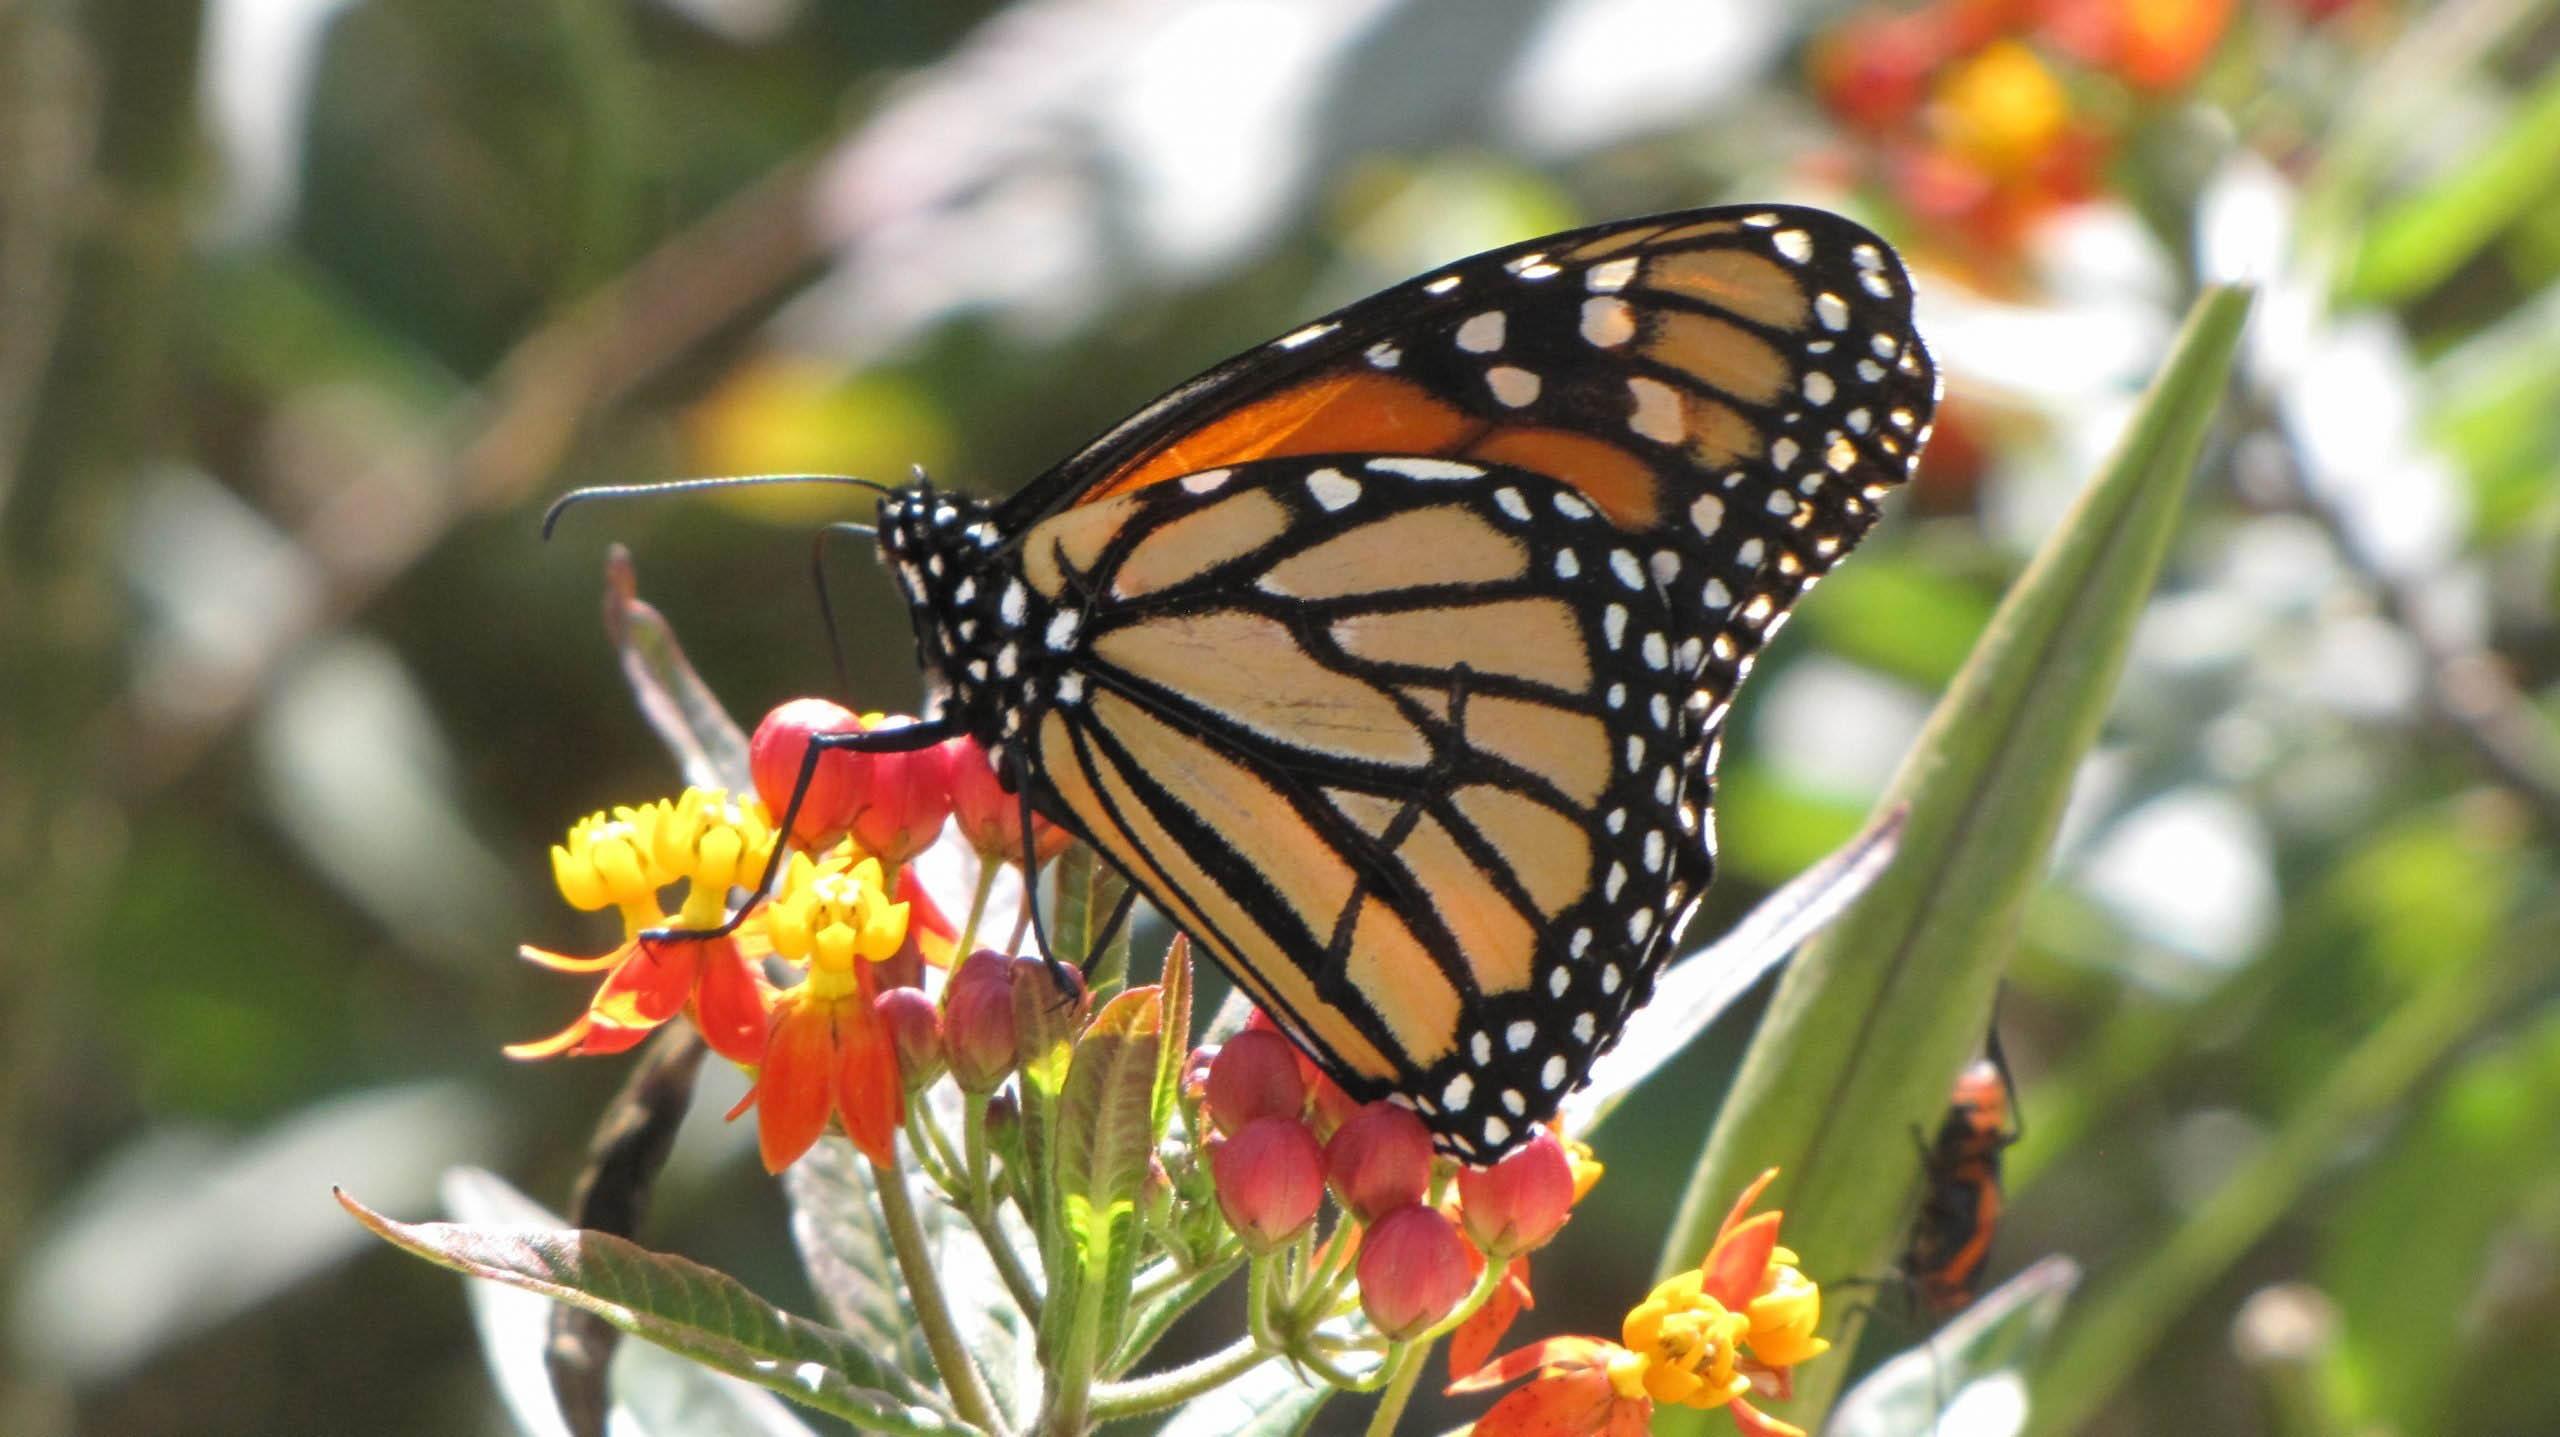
[[510, 696, 1062, 1169], [1451, 1169, 1829, 1437], [1807, 0, 2261, 274]]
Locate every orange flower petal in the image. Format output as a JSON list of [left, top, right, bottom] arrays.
[[897, 866, 960, 969], [691, 937, 771, 1066], [600, 937, 703, 1023], [517, 941, 631, 974], [1448, 1336, 1616, 1396], [831, 996, 905, 1168], [1450, 1255, 1536, 1382], [1715, 1168, 1781, 1243], [1702, 1212, 1783, 1311], [1472, 1367, 1625, 1437], [502, 1012, 600, 1061], [756, 999, 836, 1173], [1726, 1395, 1807, 1437]]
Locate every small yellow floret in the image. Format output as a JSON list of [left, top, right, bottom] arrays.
[[1620, 1270, 1752, 1410]]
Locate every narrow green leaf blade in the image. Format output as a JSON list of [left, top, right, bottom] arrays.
[[1656, 286, 2253, 1427], [1828, 1256, 2081, 1437], [339, 1190, 967, 1435]]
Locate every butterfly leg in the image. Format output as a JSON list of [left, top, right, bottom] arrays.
[[643, 715, 966, 945]]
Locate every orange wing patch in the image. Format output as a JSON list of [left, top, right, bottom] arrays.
[[1086, 371, 1474, 503], [1081, 363, 1667, 528]]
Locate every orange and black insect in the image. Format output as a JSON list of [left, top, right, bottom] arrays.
[[1904, 1042, 2022, 1315], [659, 204, 1937, 1161]]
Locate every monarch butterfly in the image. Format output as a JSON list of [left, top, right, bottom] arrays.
[[1904, 1045, 2021, 1314], [713, 204, 1937, 1161]]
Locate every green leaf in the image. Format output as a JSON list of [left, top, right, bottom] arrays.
[[1046, 986, 1167, 1373], [443, 1169, 823, 1437], [339, 1189, 967, 1435], [1655, 286, 2253, 1428], [1565, 806, 1905, 1136], [1156, 1357, 1334, 1437], [2343, 61, 2560, 305], [1827, 1256, 2081, 1437], [779, 1138, 941, 1384]]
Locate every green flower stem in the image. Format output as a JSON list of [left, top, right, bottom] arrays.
[[905, 1105, 963, 1193], [873, 1155, 1010, 1436], [2024, 929, 2535, 1436], [956, 856, 1000, 958], [1361, 1346, 1427, 1437], [1245, 1254, 1283, 1355], [1109, 1257, 1244, 1377], [1085, 1335, 1275, 1422]]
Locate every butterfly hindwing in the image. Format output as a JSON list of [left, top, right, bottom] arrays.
[[997, 454, 1704, 1158]]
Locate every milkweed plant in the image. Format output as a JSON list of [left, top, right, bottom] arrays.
[[345, 284, 2248, 1437]]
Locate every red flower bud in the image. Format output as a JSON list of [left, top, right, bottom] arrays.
[[1358, 1203, 1472, 1340], [1244, 1007, 1323, 1090], [750, 701, 957, 865], [1211, 1116, 1326, 1252], [1207, 1029, 1308, 1137], [876, 985, 944, 1091], [1456, 1129, 1578, 1258], [752, 698, 866, 850], [942, 950, 1020, 1091], [1326, 1103, 1435, 1224], [944, 734, 1071, 868]]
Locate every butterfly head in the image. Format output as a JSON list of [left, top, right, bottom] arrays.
[[875, 483, 1045, 752]]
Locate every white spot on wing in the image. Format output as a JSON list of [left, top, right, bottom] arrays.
[[1580, 296, 1635, 348], [1486, 365, 1542, 407], [1179, 468, 1232, 494], [1367, 457, 1483, 481], [1587, 256, 1639, 293], [1307, 468, 1362, 511], [1456, 311, 1507, 353], [1277, 321, 1338, 349], [1627, 376, 1683, 443], [1815, 293, 1849, 331], [1771, 229, 1812, 262]]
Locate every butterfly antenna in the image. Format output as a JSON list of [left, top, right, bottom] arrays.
[[541, 473, 896, 539], [808, 521, 880, 701]]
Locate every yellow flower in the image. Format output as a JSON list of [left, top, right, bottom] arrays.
[[763, 852, 910, 995], [552, 805, 675, 932], [1742, 1247, 1830, 1370], [1620, 1270, 1753, 1409], [641, 787, 775, 927]]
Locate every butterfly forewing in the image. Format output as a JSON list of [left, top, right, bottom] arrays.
[[883, 203, 1938, 1159]]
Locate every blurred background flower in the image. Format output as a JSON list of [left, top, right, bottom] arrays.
[[3, 1, 2555, 1434]]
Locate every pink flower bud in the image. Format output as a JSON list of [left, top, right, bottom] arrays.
[[944, 735, 1070, 868], [1325, 1103, 1435, 1224], [942, 950, 1020, 1091], [875, 986, 944, 1091], [751, 698, 865, 850], [1211, 1117, 1326, 1252], [1456, 1128, 1577, 1258], [1010, 955, 1088, 1063], [1358, 1204, 1472, 1340], [844, 719, 956, 868], [1207, 1029, 1307, 1137]]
